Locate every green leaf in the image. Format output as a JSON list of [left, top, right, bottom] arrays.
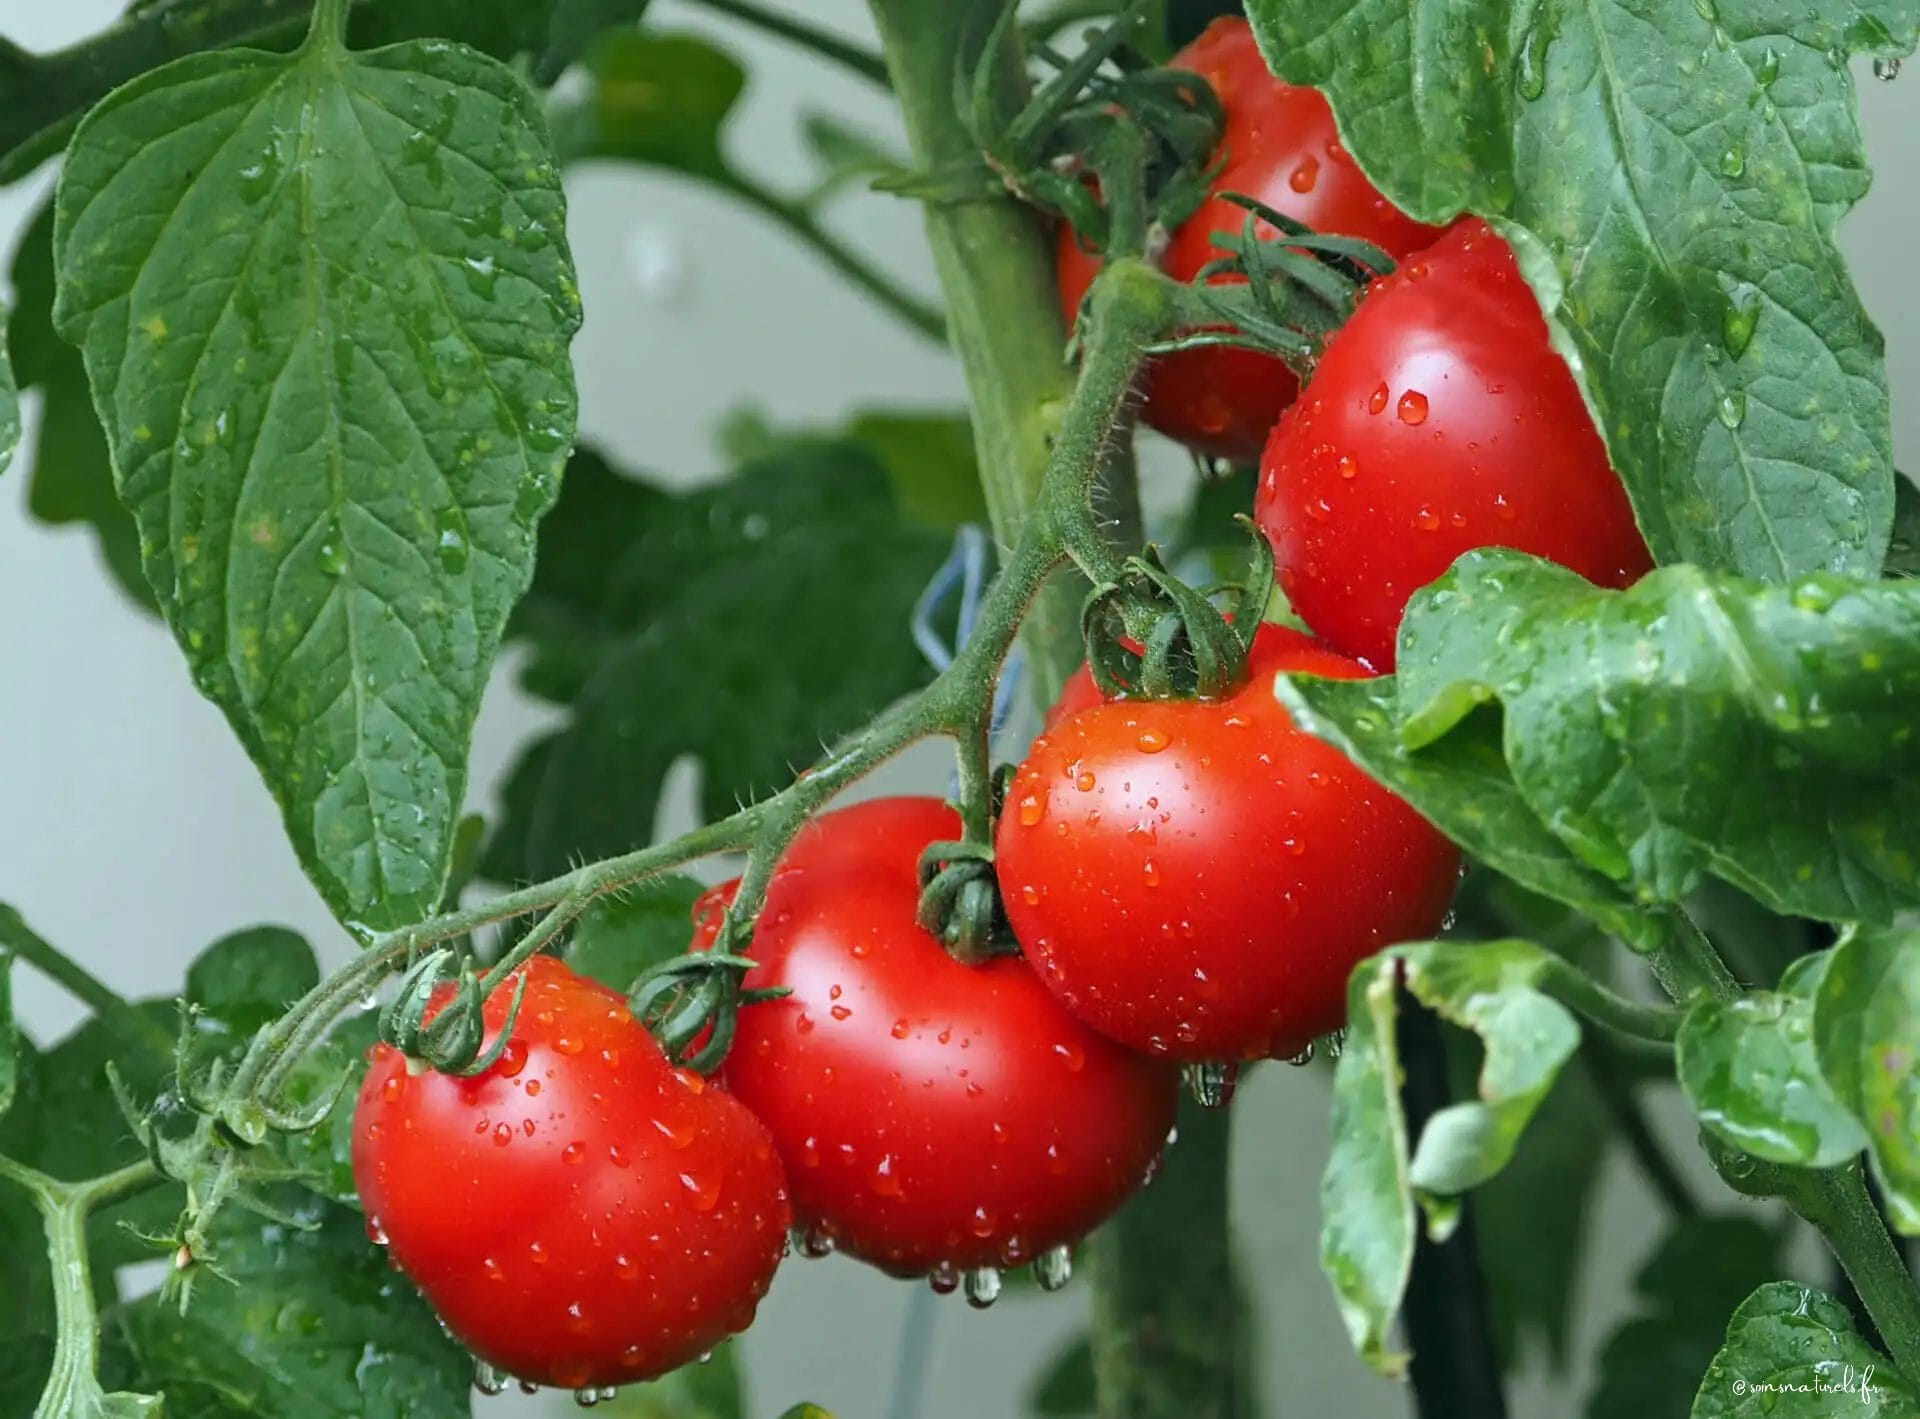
[[1245, 0, 1909, 582], [1812, 927, 1920, 1232], [546, 29, 743, 177], [185, 926, 320, 1039], [1287, 551, 1920, 930], [0, 302, 17, 478], [1320, 938, 1581, 1377], [566, 876, 706, 992], [53, 31, 581, 931], [1693, 1280, 1920, 1417], [1888, 475, 1920, 580], [109, 1199, 470, 1418], [715, 407, 985, 532], [1030, 1333, 1096, 1416], [774, 1408, 836, 1419], [537, 0, 654, 82], [488, 444, 945, 882], [1274, 675, 1657, 950], [1677, 950, 1867, 1169], [1587, 1216, 1788, 1419]]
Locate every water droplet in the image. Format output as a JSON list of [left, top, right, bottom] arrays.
[[799, 1223, 836, 1258], [365, 1215, 388, 1245], [562, 1142, 587, 1165], [1874, 55, 1902, 81], [1191, 1060, 1242, 1107], [1074, 770, 1097, 791], [1397, 390, 1430, 425], [1720, 279, 1760, 359], [1135, 728, 1169, 753], [1034, 1246, 1074, 1291], [1717, 390, 1748, 429], [928, 1261, 961, 1294], [1287, 1041, 1317, 1067], [1368, 382, 1390, 415], [1018, 793, 1044, 826], [1719, 145, 1746, 178], [319, 536, 347, 578], [1054, 1040, 1086, 1072], [969, 1204, 997, 1238], [964, 1266, 1003, 1309], [1336, 453, 1358, 479], [473, 1359, 509, 1395], [1288, 155, 1320, 192], [1692, 0, 1716, 20], [1757, 45, 1781, 86], [492, 1122, 513, 1147], [1516, 21, 1550, 100], [680, 1171, 722, 1211], [434, 507, 471, 574]]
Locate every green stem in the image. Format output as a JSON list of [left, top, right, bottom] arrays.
[[720, 175, 947, 341], [1790, 1165, 1920, 1379], [1087, 1098, 1252, 1419], [864, 0, 1088, 705], [1645, 912, 1741, 1004], [303, 0, 351, 53], [0, 905, 172, 1064], [0, 1156, 163, 1419], [1538, 956, 1685, 1043], [686, 0, 892, 87]]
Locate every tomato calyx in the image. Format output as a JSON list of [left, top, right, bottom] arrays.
[[1152, 193, 1391, 369], [915, 838, 1019, 966], [1080, 522, 1273, 701], [628, 946, 791, 1075], [967, 0, 1222, 259], [377, 947, 530, 1078]]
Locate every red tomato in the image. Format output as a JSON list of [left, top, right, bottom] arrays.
[[1254, 218, 1654, 669], [1057, 17, 1443, 460], [352, 956, 790, 1390], [998, 626, 1459, 1062], [700, 797, 1177, 1276]]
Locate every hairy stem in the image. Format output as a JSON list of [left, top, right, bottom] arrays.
[[0, 905, 172, 1064], [1793, 1165, 1920, 1379], [863, 0, 1087, 704], [1087, 1097, 1252, 1419], [0, 1155, 163, 1419]]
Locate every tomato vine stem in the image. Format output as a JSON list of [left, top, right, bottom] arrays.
[[0, 1154, 164, 1419]]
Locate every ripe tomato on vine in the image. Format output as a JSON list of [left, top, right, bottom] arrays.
[[997, 624, 1460, 1062], [352, 957, 790, 1390], [696, 797, 1178, 1280], [1056, 17, 1443, 461]]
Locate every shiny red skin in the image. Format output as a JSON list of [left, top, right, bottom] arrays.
[[700, 797, 1177, 1275], [998, 626, 1460, 1062], [351, 956, 790, 1389], [1255, 218, 1654, 669], [1057, 17, 1444, 461]]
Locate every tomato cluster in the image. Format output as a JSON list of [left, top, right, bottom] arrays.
[[350, 16, 1658, 1398]]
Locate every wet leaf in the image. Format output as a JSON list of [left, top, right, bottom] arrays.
[[1691, 1280, 1919, 1417], [1321, 938, 1579, 1376], [1244, 0, 1912, 581], [53, 27, 581, 930], [185, 926, 321, 1040], [108, 1200, 470, 1418], [1812, 927, 1920, 1233], [1677, 955, 1867, 1169], [1284, 551, 1920, 931]]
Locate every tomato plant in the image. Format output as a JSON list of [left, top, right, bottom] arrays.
[[694, 797, 1177, 1282], [1056, 17, 1442, 461], [1, 1, 1918, 1418], [999, 624, 1458, 1062], [352, 956, 790, 1391], [1254, 218, 1654, 668]]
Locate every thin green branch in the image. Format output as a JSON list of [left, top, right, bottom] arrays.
[[684, 0, 891, 87], [0, 905, 172, 1064], [0, 1155, 163, 1419], [720, 175, 947, 341], [1538, 956, 1686, 1043]]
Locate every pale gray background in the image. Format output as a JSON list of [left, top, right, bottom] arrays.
[[1, 2, 1912, 1415]]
